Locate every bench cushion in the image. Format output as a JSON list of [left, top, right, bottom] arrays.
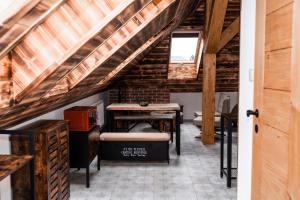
[[194, 111, 221, 117], [100, 132, 170, 142], [114, 114, 174, 120]]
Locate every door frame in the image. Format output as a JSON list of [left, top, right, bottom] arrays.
[[237, 0, 256, 199]]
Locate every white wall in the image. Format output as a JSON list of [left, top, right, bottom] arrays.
[[237, 0, 256, 199], [170, 92, 239, 120], [0, 91, 108, 200]]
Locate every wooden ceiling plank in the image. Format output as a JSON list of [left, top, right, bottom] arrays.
[[0, 0, 66, 60], [15, 0, 149, 103], [204, 0, 229, 53], [217, 16, 240, 52]]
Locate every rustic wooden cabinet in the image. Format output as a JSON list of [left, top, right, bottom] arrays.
[[10, 120, 70, 200]]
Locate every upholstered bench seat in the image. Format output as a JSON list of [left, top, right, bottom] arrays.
[[100, 132, 170, 141], [99, 132, 170, 163]]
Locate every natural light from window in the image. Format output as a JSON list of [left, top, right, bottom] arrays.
[[170, 34, 199, 63]]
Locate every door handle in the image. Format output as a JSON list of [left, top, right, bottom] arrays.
[[246, 109, 259, 118]]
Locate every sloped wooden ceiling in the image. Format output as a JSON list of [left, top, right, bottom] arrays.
[[109, 0, 240, 92], [0, 0, 200, 128]]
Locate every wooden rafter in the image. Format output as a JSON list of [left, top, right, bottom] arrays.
[[0, 0, 41, 33], [204, 0, 213, 35], [0, 0, 200, 129], [217, 17, 240, 52], [14, 0, 149, 104], [98, 21, 177, 87], [0, 54, 12, 108], [45, 0, 176, 97], [98, 0, 200, 89], [204, 0, 229, 53], [0, 0, 66, 60]]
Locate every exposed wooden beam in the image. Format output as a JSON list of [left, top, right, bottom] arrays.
[[0, 0, 66, 60], [204, 0, 229, 53], [98, 21, 176, 87], [15, 0, 148, 104], [201, 0, 228, 144], [0, 54, 12, 108], [0, 0, 200, 129], [217, 17, 240, 52], [205, 0, 213, 35], [50, 0, 176, 96], [152, 0, 162, 5], [0, 0, 41, 34], [202, 53, 216, 144]]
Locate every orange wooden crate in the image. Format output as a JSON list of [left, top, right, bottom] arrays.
[[64, 106, 97, 131]]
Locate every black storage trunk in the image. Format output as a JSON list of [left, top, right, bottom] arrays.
[[100, 141, 169, 162]]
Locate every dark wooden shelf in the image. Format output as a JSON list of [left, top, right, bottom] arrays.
[[0, 155, 33, 181]]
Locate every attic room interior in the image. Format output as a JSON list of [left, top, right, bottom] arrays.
[[0, 0, 300, 200]]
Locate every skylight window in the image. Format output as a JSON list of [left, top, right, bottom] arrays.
[[170, 32, 199, 63]]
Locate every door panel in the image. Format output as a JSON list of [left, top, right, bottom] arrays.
[[261, 125, 288, 183], [262, 89, 291, 133], [252, 0, 299, 199], [264, 48, 291, 91], [266, 0, 293, 14], [265, 3, 292, 51]]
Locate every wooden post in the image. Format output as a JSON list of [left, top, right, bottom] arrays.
[[202, 53, 216, 144], [200, 0, 228, 144]]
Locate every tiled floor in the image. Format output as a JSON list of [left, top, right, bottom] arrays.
[[70, 122, 237, 200]]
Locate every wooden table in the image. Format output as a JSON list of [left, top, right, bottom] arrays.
[[106, 103, 181, 155]]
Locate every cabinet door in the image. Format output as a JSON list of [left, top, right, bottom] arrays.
[[47, 129, 60, 200], [58, 126, 70, 200]]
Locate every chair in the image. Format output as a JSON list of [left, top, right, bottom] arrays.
[[193, 93, 230, 138], [193, 93, 230, 128]]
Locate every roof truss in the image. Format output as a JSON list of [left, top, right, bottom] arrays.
[[0, 0, 66, 60], [44, 0, 177, 97], [13, 0, 149, 103]]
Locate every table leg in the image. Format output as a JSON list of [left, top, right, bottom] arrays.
[[108, 111, 114, 132], [29, 159, 35, 200], [98, 135, 101, 171], [170, 119, 173, 143], [29, 133, 35, 200], [86, 135, 90, 188], [176, 111, 180, 155], [227, 119, 233, 188], [86, 167, 90, 188], [220, 115, 224, 178]]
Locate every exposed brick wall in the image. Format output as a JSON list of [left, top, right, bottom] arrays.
[[109, 86, 170, 104]]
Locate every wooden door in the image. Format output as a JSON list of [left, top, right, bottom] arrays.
[[252, 0, 300, 199]]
